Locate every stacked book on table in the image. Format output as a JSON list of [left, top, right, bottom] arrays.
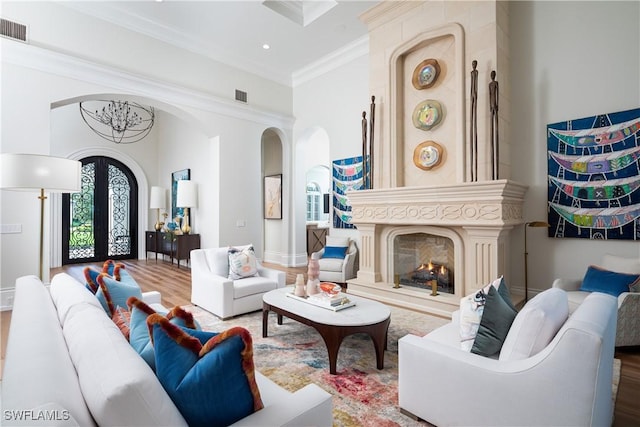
[[286, 291, 356, 311]]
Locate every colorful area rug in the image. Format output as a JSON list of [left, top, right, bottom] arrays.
[[184, 304, 447, 426], [183, 304, 621, 427]]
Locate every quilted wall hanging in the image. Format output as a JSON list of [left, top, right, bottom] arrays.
[[547, 107, 640, 240], [332, 155, 364, 229]]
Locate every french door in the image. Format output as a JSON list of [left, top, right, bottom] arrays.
[[62, 156, 138, 264]]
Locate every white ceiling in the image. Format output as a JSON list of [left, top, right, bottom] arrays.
[[62, 0, 379, 86]]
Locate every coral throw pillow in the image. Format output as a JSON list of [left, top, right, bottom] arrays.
[[148, 316, 264, 427]]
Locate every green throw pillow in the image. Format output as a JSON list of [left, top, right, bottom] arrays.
[[471, 285, 517, 357]]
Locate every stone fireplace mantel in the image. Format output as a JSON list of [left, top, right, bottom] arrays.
[[347, 180, 528, 317], [348, 180, 528, 227]]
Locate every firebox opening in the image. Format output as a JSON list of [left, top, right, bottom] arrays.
[[393, 233, 455, 294]]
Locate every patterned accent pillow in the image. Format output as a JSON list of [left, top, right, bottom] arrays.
[[127, 297, 198, 371], [148, 316, 264, 426], [228, 246, 259, 280], [459, 276, 506, 351], [95, 270, 142, 316], [112, 306, 132, 340]]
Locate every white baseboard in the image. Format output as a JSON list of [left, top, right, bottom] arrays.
[[263, 251, 308, 267], [1, 288, 16, 311]]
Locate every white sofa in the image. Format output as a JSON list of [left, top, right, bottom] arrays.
[[1, 273, 332, 426], [399, 289, 617, 427], [191, 247, 286, 319], [552, 253, 640, 347]]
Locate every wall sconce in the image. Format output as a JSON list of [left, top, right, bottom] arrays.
[[524, 221, 550, 302], [0, 153, 81, 279], [176, 180, 198, 234], [149, 186, 166, 231]]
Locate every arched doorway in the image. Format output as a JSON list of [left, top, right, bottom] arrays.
[[62, 156, 138, 264]]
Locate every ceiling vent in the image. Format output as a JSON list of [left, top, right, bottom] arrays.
[[235, 90, 248, 103], [1, 18, 28, 42]]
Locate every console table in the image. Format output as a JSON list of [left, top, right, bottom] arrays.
[[145, 231, 200, 268]]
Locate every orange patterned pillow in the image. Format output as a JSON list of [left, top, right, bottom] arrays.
[[112, 306, 132, 340]]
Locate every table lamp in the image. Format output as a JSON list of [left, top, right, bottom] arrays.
[[0, 153, 81, 279], [149, 186, 166, 230], [176, 180, 197, 234]]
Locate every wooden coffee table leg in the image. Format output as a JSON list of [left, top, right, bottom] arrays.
[[262, 305, 269, 338], [371, 317, 391, 370], [315, 325, 345, 375]]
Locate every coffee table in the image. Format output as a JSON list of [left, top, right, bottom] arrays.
[[262, 287, 391, 375]]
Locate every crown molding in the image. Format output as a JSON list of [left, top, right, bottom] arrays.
[[1, 40, 295, 130], [292, 35, 369, 87]]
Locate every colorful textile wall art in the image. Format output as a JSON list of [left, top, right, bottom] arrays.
[[547, 107, 640, 240], [332, 155, 364, 229]]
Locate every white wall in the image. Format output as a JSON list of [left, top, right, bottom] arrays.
[[1, 1, 293, 116], [509, 1, 640, 295], [0, 44, 292, 300], [292, 54, 370, 261]]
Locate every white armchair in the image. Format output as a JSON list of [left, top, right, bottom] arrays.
[[399, 290, 618, 427], [552, 253, 640, 347], [190, 246, 285, 319], [311, 236, 358, 284]]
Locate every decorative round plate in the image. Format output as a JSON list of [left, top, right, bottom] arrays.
[[412, 100, 443, 131], [413, 141, 444, 171], [412, 59, 441, 90]]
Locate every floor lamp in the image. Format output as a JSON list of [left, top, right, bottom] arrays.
[[524, 220, 550, 303], [0, 154, 81, 280], [149, 186, 166, 231], [176, 180, 198, 235]]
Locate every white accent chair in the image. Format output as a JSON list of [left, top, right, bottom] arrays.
[[311, 236, 359, 284], [552, 253, 640, 347], [190, 246, 285, 319], [399, 290, 617, 426]]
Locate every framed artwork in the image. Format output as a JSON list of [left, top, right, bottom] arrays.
[[264, 174, 282, 219], [547, 107, 640, 240], [171, 168, 190, 225], [332, 155, 364, 229]]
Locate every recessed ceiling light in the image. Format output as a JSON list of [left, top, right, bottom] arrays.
[[262, 44, 271, 50]]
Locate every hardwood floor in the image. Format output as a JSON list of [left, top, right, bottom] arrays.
[[4, 259, 639, 425]]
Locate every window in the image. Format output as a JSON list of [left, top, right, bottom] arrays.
[[306, 182, 321, 221]]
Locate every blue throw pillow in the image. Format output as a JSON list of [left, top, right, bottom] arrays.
[[83, 260, 123, 293], [323, 246, 348, 259], [95, 270, 142, 316], [148, 316, 264, 427], [127, 297, 198, 370], [579, 265, 640, 297]]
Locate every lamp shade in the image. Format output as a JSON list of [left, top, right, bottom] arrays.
[[176, 180, 197, 208], [0, 153, 81, 192], [149, 186, 166, 209]]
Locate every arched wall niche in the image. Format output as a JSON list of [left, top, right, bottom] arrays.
[[262, 127, 286, 263], [388, 22, 466, 188]]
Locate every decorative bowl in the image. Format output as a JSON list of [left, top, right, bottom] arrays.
[[319, 282, 341, 296]]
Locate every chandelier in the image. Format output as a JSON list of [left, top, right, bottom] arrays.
[[79, 100, 155, 144]]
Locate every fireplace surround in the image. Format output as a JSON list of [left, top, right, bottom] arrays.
[[345, 2, 526, 316]]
